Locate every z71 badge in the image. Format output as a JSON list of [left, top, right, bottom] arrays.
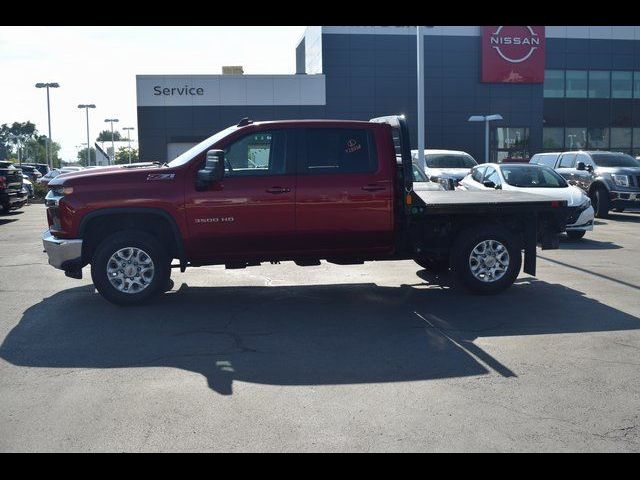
[[195, 217, 234, 224]]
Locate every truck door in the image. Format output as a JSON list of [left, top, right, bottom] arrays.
[[556, 153, 577, 184], [184, 128, 296, 262], [295, 126, 394, 255]]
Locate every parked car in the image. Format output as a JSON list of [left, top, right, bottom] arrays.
[[42, 115, 569, 305], [22, 174, 34, 199], [460, 163, 594, 240], [20, 162, 50, 176], [38, 169, 61, 186], [38, 167, 83, 186], [0, 161, 28, 213], [17, 164, 43, 183], [530, 150, 640, 217], [411, 149, 477, 190]]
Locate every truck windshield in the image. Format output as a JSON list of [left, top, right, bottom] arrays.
[[167, 125, 238, 168], [590, 153, 638, 168], [500, 165, 568, 188], [425, 154, 476, 169]]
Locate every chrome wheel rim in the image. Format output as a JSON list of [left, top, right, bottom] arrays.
[[469, 240, 509, 283], [106, 247, 155, 294]]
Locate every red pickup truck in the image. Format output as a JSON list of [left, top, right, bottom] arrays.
[[43, 116, 568, 305]]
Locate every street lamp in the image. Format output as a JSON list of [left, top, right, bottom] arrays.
[[104, 118, 119, 165], [123, 127, 135, 164], [35, 82, 60, 169], [78, 104, 96, 166], [416, 26, 434, 173], [468, 114, 503, 163]]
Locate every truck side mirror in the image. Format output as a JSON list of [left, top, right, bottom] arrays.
[[576, 161, 586, 171], [483, 180, 496, 189], [196, 149, 225, 190]]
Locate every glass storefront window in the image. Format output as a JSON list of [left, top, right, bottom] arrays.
[[566, 128, 587, 150], [544, 70, 565, 98], [587, 127, 609, 149], [566, 71, 587, 98], [543, 128, 564, 150], [611, 128, 632, 151], [588, 71, 610, 98], [612, 71, 633, 98], [492, 127, 530, 162]]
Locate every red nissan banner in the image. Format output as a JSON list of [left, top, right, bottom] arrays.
[[481, 26, 546, 83]]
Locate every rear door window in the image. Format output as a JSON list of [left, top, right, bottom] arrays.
[[301, 128, 378, 174]]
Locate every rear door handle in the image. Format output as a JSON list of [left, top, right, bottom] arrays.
[[266, 187, 291, 194], [361, 185, 386, 192]]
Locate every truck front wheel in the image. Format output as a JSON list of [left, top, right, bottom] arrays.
[[91, 230, 171, 306], [450, 226, 522, 295]]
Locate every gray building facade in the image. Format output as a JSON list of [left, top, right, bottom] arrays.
[[137, 26, 640, 163]]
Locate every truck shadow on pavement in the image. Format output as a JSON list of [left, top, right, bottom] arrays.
[[1, 276, 639, 395]]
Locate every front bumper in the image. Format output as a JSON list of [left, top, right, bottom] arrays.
[[566, 206, 595, 231], [42, 229, 83, 270], [610, 191, 640, 209], [1, 190, 28, 210]]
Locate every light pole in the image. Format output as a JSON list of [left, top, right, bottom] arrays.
[[78, 104, 96, 166], [416, 26, 434, 173], [104, 118, 119, 165], [35, 82, 60, 169], [468, 114, 503, 163], [123, 127, 134, 164]]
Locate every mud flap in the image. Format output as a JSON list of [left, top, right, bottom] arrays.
[[523, 217, 536, 276]]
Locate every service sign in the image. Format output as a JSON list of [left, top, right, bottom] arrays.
[[481, 26, 545, 83]]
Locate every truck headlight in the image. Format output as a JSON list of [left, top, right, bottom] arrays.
[[50, 186, 74, 196], [611, 174, 630, 187]]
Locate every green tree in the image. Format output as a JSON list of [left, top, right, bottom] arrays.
[[77, 147, 97, 167], [115, 146, 138, 164], [97, 130, 122, 142]]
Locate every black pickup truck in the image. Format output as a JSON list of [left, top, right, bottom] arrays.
[[0, 161, 27, 214]]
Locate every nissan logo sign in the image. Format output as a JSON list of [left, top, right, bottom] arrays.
[[489, 26, 540, 64], [481, 26, 545, 83]]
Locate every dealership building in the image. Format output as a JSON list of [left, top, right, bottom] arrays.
[[137, 26, 640, 163]]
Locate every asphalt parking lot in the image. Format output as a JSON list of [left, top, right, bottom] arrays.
[[1, 204, 639, 452]]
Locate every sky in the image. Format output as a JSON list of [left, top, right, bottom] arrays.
[[0, 26, 306, 161]]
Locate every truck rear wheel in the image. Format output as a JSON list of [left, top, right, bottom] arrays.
[[91, 230, 171, 306], [450, 226, 521, 295]]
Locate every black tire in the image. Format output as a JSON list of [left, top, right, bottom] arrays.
[[592, 186, 610, 218], [91, 229, 171, 306], [566, 230, 586, 240], [414, 256, 449, 273], [0, 203, 9, 214], [450, 225, 522, 295]]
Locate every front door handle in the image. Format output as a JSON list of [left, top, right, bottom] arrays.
[[361, 185, 386, 192], [266, 187, 291, 194]]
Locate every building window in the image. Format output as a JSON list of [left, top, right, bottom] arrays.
[[543, 128, 564, 150], [587, 127, 609, 149], [611, 128, 632, 152], [566, 70, 587, 98], [544, 70, 565, 98], [566, 127, 587, 150], [612, 71, 633, 98], [634, 72, 640, 98], [588, 71, 610, 98]]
